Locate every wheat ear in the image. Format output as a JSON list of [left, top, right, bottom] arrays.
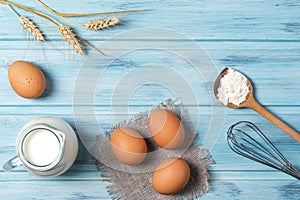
[[58, 25, 83, 55], [84, 17, 119, 30], [19, 16, 45, 41], [7, 5, 44, 41], [1, 0, 105, 55]]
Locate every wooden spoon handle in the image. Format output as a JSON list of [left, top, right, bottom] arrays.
[[250, 100, 300, 143]]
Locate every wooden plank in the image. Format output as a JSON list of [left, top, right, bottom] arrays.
[[0, 41, 299, 106], [0, 180, 298, 199], [0, 180, 110, 199], [0, 169, 298, 181], [0, 0, 300, 40], [203, 180, 300, 200]]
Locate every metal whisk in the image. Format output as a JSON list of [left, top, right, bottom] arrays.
[[227, 121, 300, 180]]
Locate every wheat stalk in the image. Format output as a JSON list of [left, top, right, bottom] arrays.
[[19, 16, 45, 41], [0, 0, 122, 55], [84, 17, 119, 30], [2, 1, 84, 55], [58, 25, 83, 55]]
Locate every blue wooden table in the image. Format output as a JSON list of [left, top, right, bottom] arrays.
[[0, 0, 299, 199]]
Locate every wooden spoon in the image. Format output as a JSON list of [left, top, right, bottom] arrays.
[[214, 68, 300, 143]]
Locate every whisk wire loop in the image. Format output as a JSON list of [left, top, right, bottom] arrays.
[[227, 121, 300, 180], [234, 128, 287, 168], [227, 135, 283, 170]]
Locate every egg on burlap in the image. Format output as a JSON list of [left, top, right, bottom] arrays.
[[152, 158, 190, 194], [149, 109, 185, 149], [110, 127, 147, 165]]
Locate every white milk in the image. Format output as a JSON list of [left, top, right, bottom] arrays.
[[23, 129, 60, 166]]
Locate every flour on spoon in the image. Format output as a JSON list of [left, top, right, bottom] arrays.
[[217, 68, 250, 106]]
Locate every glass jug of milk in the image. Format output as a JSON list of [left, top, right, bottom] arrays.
[[3, 116, 78, 176]]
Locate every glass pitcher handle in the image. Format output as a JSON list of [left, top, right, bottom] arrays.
[[3, 156, 22, 171]]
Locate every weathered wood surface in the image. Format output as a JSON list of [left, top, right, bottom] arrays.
[[0, 0, 299, 199]]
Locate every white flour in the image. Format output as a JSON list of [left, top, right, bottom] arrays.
[[217, 68, 250, 106]]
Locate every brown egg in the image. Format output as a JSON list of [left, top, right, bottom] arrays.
[[8, 61, 46, 98], [149, 109, 185, 149], [110, 127, 147, 165], [152, 158, 190, 194]]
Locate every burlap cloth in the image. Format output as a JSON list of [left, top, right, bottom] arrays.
[[94, 99, 212, 200]]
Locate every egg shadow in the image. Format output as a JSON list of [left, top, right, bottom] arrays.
[[39, 69, 54, 98], [171, 159, 209, 198], [185, 161, 205, 190]]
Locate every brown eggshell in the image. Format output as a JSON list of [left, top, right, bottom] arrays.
[[149, 109, 185, 149], [8, 61, 46, 99], [152, 158, 190, 195], [110, 127, 147, 165]]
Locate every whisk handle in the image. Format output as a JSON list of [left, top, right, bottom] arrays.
[[250, 100, 300, 143]]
